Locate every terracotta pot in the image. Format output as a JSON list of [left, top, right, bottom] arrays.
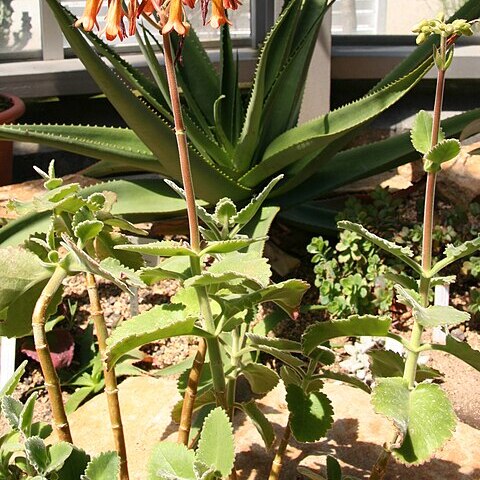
[[0, 94, 25, 186]]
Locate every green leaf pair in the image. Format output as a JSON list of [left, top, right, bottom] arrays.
[[148, 408, 235, 480]]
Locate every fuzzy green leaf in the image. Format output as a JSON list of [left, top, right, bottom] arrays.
[[242, 363, 280, 394], [230, 279, 309, 318], [424, 139, 461, 173], [184, 271, 263, 292], [246, 334, 301, 352], [19, 392, 38, 437], [0, 360, 27, 399], [338, 221, 421, 274], [106, 304, 195, 368], [74, 220, 104, 244], [47, 442, 73, 474], [61, 235, 132, 294], [25, 436, 49, 475], [82, 451, 120, 480], [395, 285, 469, 328], [239, 400, 275, 449], [430, 236, 480, 276], [372, 378, 456, 464], [200, 238, 266, 256], [0, 247, 51, 311], [286, 384, 334, 443], [1, 395, 23, 430], [148, 442, 195, 480], [410, 110, 445, 154], [302, 315, 392, 354], [140, 257, 191, 284], [208, 253, 272, 287], [196, 407, 235, 477], [114, 240, 197, 258], [432, 334, 480, 372]]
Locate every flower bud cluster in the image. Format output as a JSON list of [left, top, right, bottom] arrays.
[[412, 14, 474, 44]]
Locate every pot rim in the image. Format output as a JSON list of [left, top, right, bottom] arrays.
[[0, 93, 26, 124]]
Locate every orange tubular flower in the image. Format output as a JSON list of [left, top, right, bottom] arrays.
[[103, 0, 125, 41], [223, 0, 241, 10], [162, 0, 190, 36], [128, 0, 138, 35], [75, 0, 103, 31], [183, 0, 196, 9], [209, 0, 231, 28]]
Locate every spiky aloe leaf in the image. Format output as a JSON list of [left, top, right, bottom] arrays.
[[0, 124, 162, 173], [277, 107, 480, 208], [240, 56, 434, 189]]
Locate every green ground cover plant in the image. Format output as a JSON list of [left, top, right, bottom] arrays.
[[0, 2, 479, 480]]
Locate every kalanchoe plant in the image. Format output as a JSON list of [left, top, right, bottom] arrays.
[[2, 0, 480, 245], [301, 15, 480, 479]]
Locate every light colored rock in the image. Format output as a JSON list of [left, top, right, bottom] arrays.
[[437, 144, 480, 206], [65, 376, 480, 479]]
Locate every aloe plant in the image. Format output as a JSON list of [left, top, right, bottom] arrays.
[[1, 0, 480, 245]]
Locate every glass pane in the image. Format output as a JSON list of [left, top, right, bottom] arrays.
[[332, 0, 468, 35], [0, 0, 42, 60], [61, 1, 250, 48]]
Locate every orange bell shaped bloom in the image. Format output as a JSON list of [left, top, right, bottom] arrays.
[[209, 0, 231, 28], [75, 0, 103, 31], [183, 0, 196, 9], [223, 0, 241, 10], [162, 0, 190, 36], [128, 0, 138, 35], [102, 0, 125, 40]]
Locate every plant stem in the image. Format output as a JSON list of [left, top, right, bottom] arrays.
[[268, 418, 291, 480], [86, 273, 129, 480], [402, 36, 447, 390], [162, 30, 230, 456], [177, 338, 207, 445], [32, 265, 72, 443]]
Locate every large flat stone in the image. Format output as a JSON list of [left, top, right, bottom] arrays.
[[65, 376, 480, 479]]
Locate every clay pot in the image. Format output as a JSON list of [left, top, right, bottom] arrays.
[[0, 94, 25, 186]]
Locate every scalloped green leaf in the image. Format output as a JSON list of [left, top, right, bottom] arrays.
[[82, 451, 120, 480], [430, 236, 480, 276], [1, 395, 23, 430], [19, 392, 38, 437], [372, 378, 456, 464], [208, 253, 272, 287], [196, 407, 235, 477], [432, 334, 480, 372], [47, 442, 73, 474], [338, 221, 421, 274], [114, 240, 197, 258], [410, 110, 445, 154], [74, 220, 104, 244], [424, 139, 461, 173], [230, 279, 309, 318], [286, 384, 334, 443], [0, 247, 52, 311], [200, 238, 266, 256], [242, 363, 280, 394], [246, 334, 301, 352], [239, 400, 275, 449], [61, 235, 132, 294], [232, 176, 283, 226], [184, 271, 263, 294], [368, 350, 442, 382], [98, 257, 145, 288], [25, 436, 49, 475], [395, 285, 470, 328], [140, 257, 191, 284], [302, 315, 391, 355], [106, 304, 195, 368], [148, 442, 195, 480]]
